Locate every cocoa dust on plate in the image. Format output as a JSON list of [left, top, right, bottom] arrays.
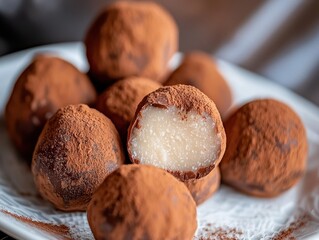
[[195, 215, 309, 240], [272, 215, 309, 240], [0, 210, 72, 240], [195, 223, 243, 240]]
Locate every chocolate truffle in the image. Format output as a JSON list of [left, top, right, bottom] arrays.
[[85, 1, 178, 86], [184, 167, 220, 205], [127, 85, 226, 181], [165, 51, 232, 119], [87, 164, 197, 240], [220, 99, 308, 197], [5, 55, 97, 159], [96, 77, 161, 142], [32, 104, 124, 211]]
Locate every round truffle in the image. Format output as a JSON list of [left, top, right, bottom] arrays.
[[220, 99, 308, 197], [127, 85, 226, 181], [87, 164, 197, 240], [96, 77, 161, 142], [85, 1, 178, 86], [184, 167, 220, 205], [5, 55, 97, 159], [165, 51, 232, 119], [32, 104, 124, 211]]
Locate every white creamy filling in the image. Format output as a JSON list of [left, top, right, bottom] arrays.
[[130, 106, 221, 171]]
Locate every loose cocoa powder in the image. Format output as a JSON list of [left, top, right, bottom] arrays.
[[195, 223, 243, 240], [0, 210, 72, 240], [273, 215, 309, 240]]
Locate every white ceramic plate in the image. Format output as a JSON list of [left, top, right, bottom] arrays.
[[0, 42, 319, 240]]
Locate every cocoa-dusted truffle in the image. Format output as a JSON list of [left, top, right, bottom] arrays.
[[184, 167, 220, 205], [96, 77, 161, 142], [165, 51, 232, 118], [87, 164, 197, 240], [127, 85, 226, 181], [220, 99, 308, 197], [85, 1, 178, 86], [32, 104, 124, 211], [5, 55, 97, 159]]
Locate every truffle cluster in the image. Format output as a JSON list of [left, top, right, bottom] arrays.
[[4, 0, 309, 239]]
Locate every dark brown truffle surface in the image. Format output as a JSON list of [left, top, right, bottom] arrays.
[[127, 85, 226, 181], [5, 55, 97, 160], [95, 77, 161, 142], [87, 164, 197, 240], [165, 51, 232, 119], [85, 1, 178, 86], [220, 99, 308, 197], [184, 167, 220, 205], [32, 104, 124, 211]]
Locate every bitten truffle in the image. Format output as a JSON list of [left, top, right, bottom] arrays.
[[5, 55, 97, 159], [127, 85, 226, 181], [87, 164, 197, 240], [184, 167, 220, 205], [85, 1, 178, 86], [165, 51, 232, 118], [96, 77, 161, 142], [220, 99, 308, 197], [32, 104, 124, 211]]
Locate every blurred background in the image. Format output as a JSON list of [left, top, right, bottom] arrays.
[[0, 0, 319, 105]]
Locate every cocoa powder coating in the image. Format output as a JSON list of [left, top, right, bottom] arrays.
[[87, 164, 197, 240], [220, 99, 308, 197], [85, 1, 178, 86], [32, 104, 124, 211], [96, 77, 161, 142], [165, 51, 232, 119], [127, 84, 226, 180], [5, 55, 97, 160], [184, 167, 221, 205]]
